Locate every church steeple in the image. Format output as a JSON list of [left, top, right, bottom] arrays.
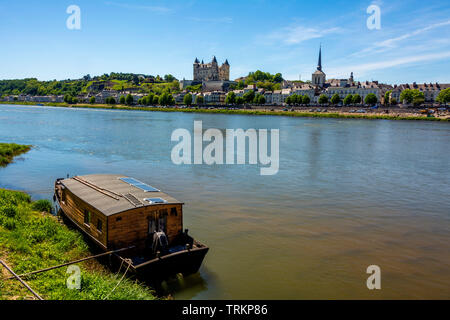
[[317, 45, 322, 71]]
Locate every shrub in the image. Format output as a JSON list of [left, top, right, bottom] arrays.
[[32, 199, 53, 213], [1, 204, 18, 218]]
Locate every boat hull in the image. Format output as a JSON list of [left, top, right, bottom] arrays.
[[54, 189, 208, 278], [129, 244, 209, 278]]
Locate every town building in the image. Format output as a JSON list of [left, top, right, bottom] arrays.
[[391, 83, 450, 104]]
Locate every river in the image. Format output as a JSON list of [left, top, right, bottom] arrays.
[[0, 104, 449, 299]]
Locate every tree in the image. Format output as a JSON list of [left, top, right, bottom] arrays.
[[89, 96, 96, 104], [391, 98, 397, 105], [437, 88, 450, 104], [183, 93, 193, 106], [225, 92, 236, 105], [164, 74, 176, 82], [331, 93, 341, 105], [352, 94, 362, 104], [125, 94, 134, 105], [195, 95, 204, 105], [318, 94, 328, 105], [258, 94, 266, 105], [384, 90, 392, 105], [413, 96, 425, 106], [400, 89, 423, 104], [302, 95, 310, 105], [343, 94, 353, 106], [71, 97, 78, 104], [153, 95, 160, 105], [146, 93, 155, 106], [285, 96, 292, 105], [64, 94, 72, 104], [291, 94, 300, 105], [158, 92, 175, 106], [158, 93, 167, 106], [365, 93, 378, 105], [235, 96, 244, 105], [132, 75, 139, 85], [243, 90, 255, 103], [119, 95, 126, 104], [273, 73, 283, 83], [106, 97, 116, 104]]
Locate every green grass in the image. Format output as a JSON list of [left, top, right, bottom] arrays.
[[1, 101, 448, 121], [0, 143, 31, 167], [0, 189, 157, 300]]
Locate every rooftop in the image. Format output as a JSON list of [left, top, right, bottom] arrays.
[[60, 174, 182, 216]]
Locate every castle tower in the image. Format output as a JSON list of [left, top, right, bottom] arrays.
[[349, 72, 354, 83], [193, 58, 200, 80], [312, 45, 326, 87], [219, 59, 230, 81]]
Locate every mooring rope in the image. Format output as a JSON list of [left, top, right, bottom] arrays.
[[103, 258, 132, 300]]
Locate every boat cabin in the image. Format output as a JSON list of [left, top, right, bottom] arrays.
[[55, 174, 184, 252]]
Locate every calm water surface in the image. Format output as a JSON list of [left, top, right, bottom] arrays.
[[0, 104, 449, 299]]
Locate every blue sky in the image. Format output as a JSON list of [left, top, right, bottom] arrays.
[[0, 0, 449, 84]]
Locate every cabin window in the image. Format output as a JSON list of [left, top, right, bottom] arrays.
[[148, 218, 156, 234], [116, 217, 122, 222], [170, 207, 177, 216], [83, 210, 91, 226], [97, 219, 102, 233]]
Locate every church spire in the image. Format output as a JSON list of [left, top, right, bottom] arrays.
[[317, 45, 322, 71]]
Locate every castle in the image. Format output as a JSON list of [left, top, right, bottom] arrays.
[[194, 56, 230, 81]]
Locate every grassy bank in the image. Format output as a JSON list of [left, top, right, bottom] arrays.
[[0, 143, 31, 167], [0, 189, 157, 300], [1, 101, 448, 121]]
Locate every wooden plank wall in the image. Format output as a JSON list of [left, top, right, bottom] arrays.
[[107, 204, 183, 250], [59, 187, 108, 248]]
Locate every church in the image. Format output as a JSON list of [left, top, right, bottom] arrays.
[[312, 45, 326, 87]]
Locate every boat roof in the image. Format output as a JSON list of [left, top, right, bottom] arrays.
[[60, 174, 183, 216]]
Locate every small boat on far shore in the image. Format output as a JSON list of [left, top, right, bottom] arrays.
[[54, 174, 208, 277]]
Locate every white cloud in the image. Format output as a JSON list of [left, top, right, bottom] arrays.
[[328, 51, 450, 78], [104, 1, 171, 13], [353, 20, 450, 57], [265, 25, 342, 45]]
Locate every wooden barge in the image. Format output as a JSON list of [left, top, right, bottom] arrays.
[[54, 174, 208, 277]]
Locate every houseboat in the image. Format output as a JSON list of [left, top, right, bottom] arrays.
[[54, 174, 208, 277]]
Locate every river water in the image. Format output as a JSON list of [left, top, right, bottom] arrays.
[[0, 104, 449, 299]]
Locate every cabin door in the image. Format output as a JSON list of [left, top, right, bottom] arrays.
[[148, 218, 156, 235]]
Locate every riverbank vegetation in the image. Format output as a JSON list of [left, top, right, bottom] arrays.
[[0, 73, 180, 98], [0, 189, 157, 300], [0, 143, 31, 167], [1, 101, 447, 121]]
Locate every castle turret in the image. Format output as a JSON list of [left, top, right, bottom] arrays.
[[219, 59, 230, 81]]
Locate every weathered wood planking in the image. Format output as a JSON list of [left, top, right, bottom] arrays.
[[58, 185, 183, 251], [59, 187, 108, 248], [108, 204, 183, 249]]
